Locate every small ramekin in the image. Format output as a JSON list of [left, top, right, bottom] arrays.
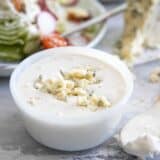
[[10, 47, 133, 151]]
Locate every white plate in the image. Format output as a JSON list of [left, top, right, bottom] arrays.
[[0, 0, 108, 77]]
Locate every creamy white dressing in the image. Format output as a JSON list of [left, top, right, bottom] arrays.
[[120, 100, 160, 159], [17, 53, 126, 118]]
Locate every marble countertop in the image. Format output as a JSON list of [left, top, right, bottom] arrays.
[[0, 4, 160, 160]]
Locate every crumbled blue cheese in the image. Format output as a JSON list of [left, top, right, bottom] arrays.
[[34, 67, 111, 110]]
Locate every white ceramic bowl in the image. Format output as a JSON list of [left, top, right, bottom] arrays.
[[10, 47, 133, 151]]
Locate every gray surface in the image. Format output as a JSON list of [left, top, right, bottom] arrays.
[[0, 4, 160, 160]]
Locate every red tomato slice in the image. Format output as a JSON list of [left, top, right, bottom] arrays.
[[12, 0, 24, 12], [41, 32, 70, 49]]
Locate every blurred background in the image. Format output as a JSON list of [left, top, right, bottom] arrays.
[[100, 0, 123, 3]]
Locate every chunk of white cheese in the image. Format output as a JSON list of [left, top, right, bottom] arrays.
[[120, 100, 160, 159], [119, 0, 160, 62]]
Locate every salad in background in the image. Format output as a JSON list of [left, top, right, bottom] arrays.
[[0, 0, 102, 62]]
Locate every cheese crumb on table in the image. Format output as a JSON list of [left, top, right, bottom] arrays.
[[149, 68, 160, 83]]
